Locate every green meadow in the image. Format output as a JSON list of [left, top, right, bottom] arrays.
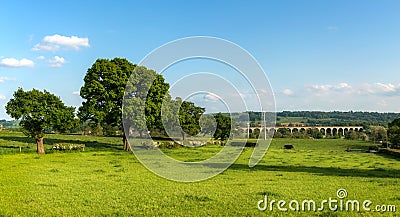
[[0, 131, 399, 216]]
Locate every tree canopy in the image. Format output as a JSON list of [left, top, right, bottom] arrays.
[[78, 59, 171, 150], [213, 113, 231, 141], [178, 98, 205, 140], [5, 88, 76, 154], [78, 58, 135, 136], [369, 126, 388, 144], [199, 114, 216, 136], [388, 118, 400, 146], [80, 58, 207, 149], [122, 66, 171, 140], [145, 73, 171, 132]]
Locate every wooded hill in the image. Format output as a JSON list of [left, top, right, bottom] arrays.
[[0, 119, 20, 128], [230, 111, 400, 127]]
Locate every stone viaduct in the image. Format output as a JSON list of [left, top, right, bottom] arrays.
[[243, 126, 364, 136]]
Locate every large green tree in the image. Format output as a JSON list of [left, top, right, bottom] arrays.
[[145, 73, 171, 133], [78, 58, 136, 150], [123, 66, 171, 139], [6, 88, 76, 154], [79, 58, 171, 151]]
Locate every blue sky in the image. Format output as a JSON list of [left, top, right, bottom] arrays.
[[1, 0, 400, 119]]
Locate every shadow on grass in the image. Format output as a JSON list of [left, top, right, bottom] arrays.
[[374, 151, 400, 162], [0, 136, 123, 151], [210, 163, 399, 179], [0, 145, 25, 149]]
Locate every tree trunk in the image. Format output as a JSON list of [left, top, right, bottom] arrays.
[[36, 137, 45, 154], [123, 134, 131, 151], [181, 131, 186, 141]]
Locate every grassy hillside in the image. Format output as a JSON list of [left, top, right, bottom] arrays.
[[0, 131, 398, 216]]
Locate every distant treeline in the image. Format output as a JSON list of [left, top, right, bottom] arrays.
[[3, 111, 399, 129], [230, 111, 400, 127], [0, 119, 20, 128]]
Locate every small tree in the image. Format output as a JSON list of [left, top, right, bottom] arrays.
[[199, 114, 216, 136], [369, 126, 388, 144], [178, 99, 205, 140], [273, 131, 282, 138], [309, 128, 323, 139], [6, 88, 75, 154], [251, 128, 261, 139], [213, 113, 231, 141], [345, 131, 359, 140], [388, 118, 400, 147], [278, 128, 292, 138]]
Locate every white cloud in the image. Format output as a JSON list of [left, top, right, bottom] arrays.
[[276, 82, 400, 111], [204, 93, 219, 102], [0, 58, 35, 67], [310, 84, 330, 91], [48, 56, 66, 67], [32, 34, 90, 51], [308, 82, 400, 97], [375, 83, 397, 93], [309, 83, 353, 94], [0, 77, 14, 83], [44, 34, 89, 49], [0, 95, 6, 100], [336, 82, 351, 89], [281, 89, 294, 96], [72, 91, 80, 95], [361, 82, 400, 95], [37, 56, 46, 60], [32, 43, 60, 52]]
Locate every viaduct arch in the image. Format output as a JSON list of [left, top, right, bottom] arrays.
[[244, 126, 364, 136]]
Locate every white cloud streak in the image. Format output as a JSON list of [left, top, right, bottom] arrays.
[[360, 83, 400, 96], [0, 58, 35, 67], [0, 77, 15, 83], [281, 89, 294, 96], [276, 82, 400, 112], [309, 82, 352, 92], [32, 34, 90, 51], [204, 93, 220, 102], [48, 56, 66, 67]]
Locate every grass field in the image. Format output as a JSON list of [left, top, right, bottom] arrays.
[[0, 131, 399, 216]]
